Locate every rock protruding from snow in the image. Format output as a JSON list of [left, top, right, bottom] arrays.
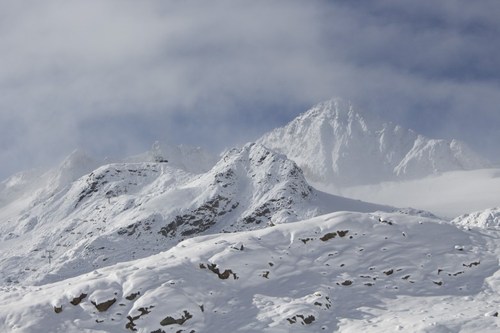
[[0, 143, 390, 285], [452, 208, 500, 228], [258, 98, 489, 186], [206, 143, 315, 227], [155, 143, 386, 238], [1, 211, 498, 332]]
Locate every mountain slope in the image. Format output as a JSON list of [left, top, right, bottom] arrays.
[[0, 143, 216, 212], [0, 143, 391, 286], [257, 99, 489, 187], [0, 210, 498, 332], [453, 207, 500, 228]]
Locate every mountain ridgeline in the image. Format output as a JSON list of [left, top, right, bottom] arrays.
[[0, 99, 498, 333], [0, 99, 491, 285], [0, 143, 388, 285], [258, 99, 489, 187]]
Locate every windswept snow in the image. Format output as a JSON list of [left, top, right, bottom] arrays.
[[0, 211, 498, 332]]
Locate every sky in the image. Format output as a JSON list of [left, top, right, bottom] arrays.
[[1, 0, 500, 180]]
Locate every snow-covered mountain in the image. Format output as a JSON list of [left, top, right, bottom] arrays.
[[1, 210, 498, 332], [0, 143, 390, 286], [0, 143, 216, 211], [258, 99, 489, 187], [453, 207, 500, 228], [1, 99, 498, 333]]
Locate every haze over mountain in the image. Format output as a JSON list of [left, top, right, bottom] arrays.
[[1, 97, 499, 332], [341, 168, 500, 219], [3, 1, 500, 184], [1, 1, 499, 331], [258, 99, 490, 187]]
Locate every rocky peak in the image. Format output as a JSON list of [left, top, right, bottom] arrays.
[[217, 143, 307, 178], [258, 99, 490, 187]]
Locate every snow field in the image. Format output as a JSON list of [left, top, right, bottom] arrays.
[[0, 211, 497, 332]]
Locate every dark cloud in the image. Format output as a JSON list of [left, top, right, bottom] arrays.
[[1, 0, 499, 179]]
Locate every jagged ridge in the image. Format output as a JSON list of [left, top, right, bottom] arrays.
[[452, 207, 500, 228], [258, 98, 489, 186]]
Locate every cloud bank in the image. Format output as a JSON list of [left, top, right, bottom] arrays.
[[1, 0, 499, 179]]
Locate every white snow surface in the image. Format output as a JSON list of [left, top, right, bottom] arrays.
[[258, 99, 489, 187], [453, 207, 500, 228], [0, 143, 390, 286], [0, 211, 498, 332], [0, 143, 215, 210]]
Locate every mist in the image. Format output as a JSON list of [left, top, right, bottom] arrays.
[[1, 0, 499, 180]]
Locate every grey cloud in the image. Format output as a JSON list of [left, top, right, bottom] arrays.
[[1, 0, 500, 180]]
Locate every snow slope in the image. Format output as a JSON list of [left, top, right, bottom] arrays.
[[0, 211, 498, 332], [0, 143, 390, 286], [258, 99, 489, 187], [0, 143, 215, 211], [1, 100, 498, 332]]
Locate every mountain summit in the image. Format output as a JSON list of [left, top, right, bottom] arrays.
[[258, 99, 489, 187]]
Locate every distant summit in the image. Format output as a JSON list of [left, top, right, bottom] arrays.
[[258, 98, 490, 187]]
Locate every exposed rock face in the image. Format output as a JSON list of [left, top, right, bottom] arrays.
[[70, 293, 87, 306], [91, 298, 116, 312], [156, 143, 317, 236]]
